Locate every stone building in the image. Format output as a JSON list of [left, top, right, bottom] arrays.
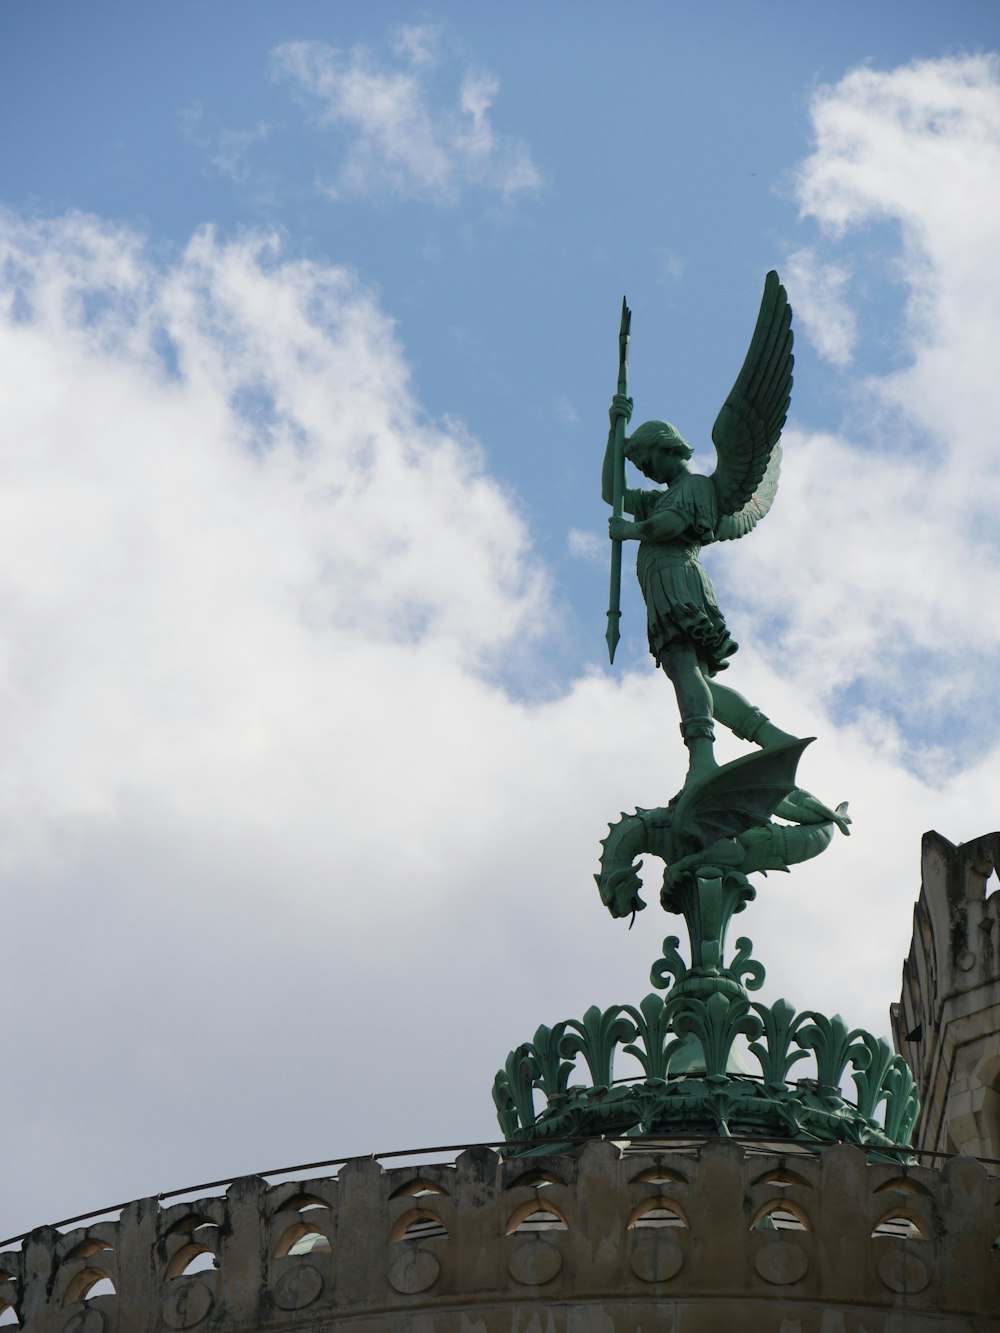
[[893, 829, 1000, 1163]]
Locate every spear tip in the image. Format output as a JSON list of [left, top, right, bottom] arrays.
[[606, 611, 621, 664]]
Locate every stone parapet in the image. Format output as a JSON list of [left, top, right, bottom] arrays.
[[2, 1139, 998, 1331], [893, 829, 1000, 1158]]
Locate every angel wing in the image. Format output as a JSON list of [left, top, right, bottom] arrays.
[[710, 270, 793, 522], [714, 443, 781, 542]]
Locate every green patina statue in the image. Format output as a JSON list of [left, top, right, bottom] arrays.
[[492, 273, 917, 1155], [604, 271, 795, 784]]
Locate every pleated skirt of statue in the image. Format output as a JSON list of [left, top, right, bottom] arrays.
[[636, 544, 738, 675]]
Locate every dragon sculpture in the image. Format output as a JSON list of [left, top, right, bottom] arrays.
[[596, 740, 850, 921]]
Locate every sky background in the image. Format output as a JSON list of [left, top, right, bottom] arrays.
[[1, 0, 1000, 1241]]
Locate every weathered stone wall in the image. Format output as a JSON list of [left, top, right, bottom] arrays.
[[3, 1139, 998, 1331], [893, 829, 1000, 1160]]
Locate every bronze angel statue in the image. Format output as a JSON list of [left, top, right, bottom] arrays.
[[604, 271, 797, 784]]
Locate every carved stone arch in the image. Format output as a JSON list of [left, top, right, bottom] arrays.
[[389, 1177, 450, 1199], [273, 1222, 333, 1258], [165, 1243, 218, 1279], [627, 1198, 688, 1230], [505, 1168, 566, 1191], [629, 1165, 688, 1186], [389, 1209, 449, 1243], [505, 1200, 569, 1235], [874, 1176, 933, 1198], [750, 1167, 812, 1190], [279, 1191, 332, 1213], [65, 1238, 114, 1261], [750, 1200, 810, 1232], [164, 1211, 218, 1237], [161, 1212, 221, 1279], [62, 1267, 116, 1304], [871, 1212, 927, 1240]]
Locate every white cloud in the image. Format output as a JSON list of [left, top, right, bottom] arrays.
[[391, 22, 440, 71], [746, 54, 1000, 754], [784, 248, 857, 366], [568, 527, 604, 561], [179, 106, 272, 185], [272, 32, 541, 204], [0, 209, 699, 1234], [795, 54, 1000, 442]]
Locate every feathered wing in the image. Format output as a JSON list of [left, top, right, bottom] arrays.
[[710, 270, 793, 521], [714, 443, 781, 541]]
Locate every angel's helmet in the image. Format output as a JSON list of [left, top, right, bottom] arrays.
[[625, 420, 693, 469]]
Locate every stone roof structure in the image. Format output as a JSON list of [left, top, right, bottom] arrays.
[[4, 1138, 998, 1331]]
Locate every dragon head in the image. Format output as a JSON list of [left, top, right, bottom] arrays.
[[594, 863, 647, 919]]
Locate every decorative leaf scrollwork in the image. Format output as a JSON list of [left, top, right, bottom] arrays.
[[621, 993, 680, 1082], [727, 936, 766, 992], [795, 1012, 867, 1090], [650, 935, 687, 991], [849, 1030, 897, 1123], [561, 1004, 636, 1090], [748, 997, 809, 1091], [492, 1071, 520, 1140], [670, 991, 763, 1081], [881, 1057, 920, 1144], [530, 1022, 571, 1102], [499, 1043, 540, 1133]]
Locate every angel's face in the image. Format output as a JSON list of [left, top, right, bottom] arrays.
[[632, 446, 686, 486]]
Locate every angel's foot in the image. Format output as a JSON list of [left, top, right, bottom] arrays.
[[735, 706, 796, 750], [709, 685, 798, 750]]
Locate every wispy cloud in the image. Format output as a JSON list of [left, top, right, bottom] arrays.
[[272, 27, 542, 205], [734, 54, 1000, 756], [784, 248, 857, 366], [179, 105, 272, 185], [568, 527, 604, 561]]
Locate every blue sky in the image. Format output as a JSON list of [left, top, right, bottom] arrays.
[[1, 1, 1000, 1240], [5, 0, 997, 690]]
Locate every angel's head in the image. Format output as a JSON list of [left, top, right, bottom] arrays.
[[625, 420, 692, 484]]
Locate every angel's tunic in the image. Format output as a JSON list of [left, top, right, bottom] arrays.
[[628, 474, 738, 675]]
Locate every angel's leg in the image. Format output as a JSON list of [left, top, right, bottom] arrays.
[[661, 648, 717, 780], [709, 680, 796, 749]]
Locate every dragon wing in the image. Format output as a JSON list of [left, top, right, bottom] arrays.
[[710, 270, 793, 520], [670, 739, 812, 852]]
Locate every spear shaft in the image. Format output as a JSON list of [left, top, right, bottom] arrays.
[[605, 296, 631, 664]]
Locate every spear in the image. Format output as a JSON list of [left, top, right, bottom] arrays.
[[605, 295, 631, 664]]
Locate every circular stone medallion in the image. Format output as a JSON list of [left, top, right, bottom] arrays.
[[878, 1249, 930, 1294], [508, 1238, 562, 1286], [388, 1246, 440, 1295], [754, 1240, 809, 1286], [629, 1234, 684, 1283], [274, 1262, 324, 1310], [64, 1311, 106, 1333], [162, 1279, 214, 1329]]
